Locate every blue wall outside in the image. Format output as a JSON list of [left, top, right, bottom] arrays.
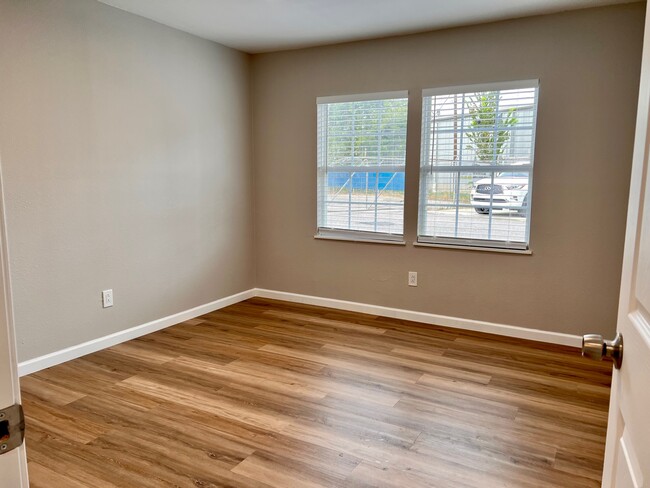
[[328, 172, 405, 191]]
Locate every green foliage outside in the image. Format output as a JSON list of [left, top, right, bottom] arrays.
[[467, 92, 517, 164], [325, 99, 408, 165]]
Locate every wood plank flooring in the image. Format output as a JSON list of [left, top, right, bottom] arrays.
[[21, 298, 612, 487]]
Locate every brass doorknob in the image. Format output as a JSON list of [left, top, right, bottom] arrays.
[[582, 332, 623, 369]]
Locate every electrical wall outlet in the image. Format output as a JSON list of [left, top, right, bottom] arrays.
[[102, 289, 114, 308], [408, 271, 418, 287]]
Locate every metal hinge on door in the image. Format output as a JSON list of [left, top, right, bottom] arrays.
[[0, 404, 25, 454]]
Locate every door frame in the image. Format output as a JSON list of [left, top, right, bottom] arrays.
[[0, 151, 29, 486]]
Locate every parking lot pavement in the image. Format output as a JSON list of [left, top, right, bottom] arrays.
[[324, 205, 527, 242], [426, 207, 526, 242]]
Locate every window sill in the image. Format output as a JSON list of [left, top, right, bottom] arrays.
[[413, 241, 532, 255], [314, 235, 406, 246]]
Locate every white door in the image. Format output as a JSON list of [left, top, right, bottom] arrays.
[[600, 7, 650, 488], [0, 157, 28, 484]]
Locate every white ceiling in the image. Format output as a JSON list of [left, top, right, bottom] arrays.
[[97, 0, 636, 53]]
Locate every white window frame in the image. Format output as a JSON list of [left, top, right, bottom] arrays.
[[316, 91, 409, 243], [417, 80, 539, 251]]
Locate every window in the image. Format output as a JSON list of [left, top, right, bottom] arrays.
[[418, 80, 539, 251], [317, 91, 408, 242]]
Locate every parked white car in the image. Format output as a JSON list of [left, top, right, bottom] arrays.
[[470, 171, 529, 214]]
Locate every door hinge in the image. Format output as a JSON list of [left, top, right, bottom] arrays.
[[0, 404, 25, 455]]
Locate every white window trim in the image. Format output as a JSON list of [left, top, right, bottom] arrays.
[[417, 80, 540, 252], [316, 90, 409, 242], [416, 235, 529, 251], [413, 241, 532, 255], [315, 228, 406, 246], [317, 90, 408, 104], [422, 79, 539, 97]]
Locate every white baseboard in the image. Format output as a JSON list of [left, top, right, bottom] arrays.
[[18, 286, 581, 377], [17, 289, 256, 377], [253, 288, 582, 348]]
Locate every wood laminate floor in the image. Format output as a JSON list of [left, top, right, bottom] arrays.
[[21, 298, 612, 487]]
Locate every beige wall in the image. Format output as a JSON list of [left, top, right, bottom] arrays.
[[251, 4, 645, 338], [0, 0, 254, 361]]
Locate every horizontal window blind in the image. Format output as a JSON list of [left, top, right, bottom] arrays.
[[418, 82, 539, 250], [317, 92, 408, 238]]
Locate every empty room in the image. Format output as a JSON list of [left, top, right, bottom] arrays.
[[1, 0, 649, 486]]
